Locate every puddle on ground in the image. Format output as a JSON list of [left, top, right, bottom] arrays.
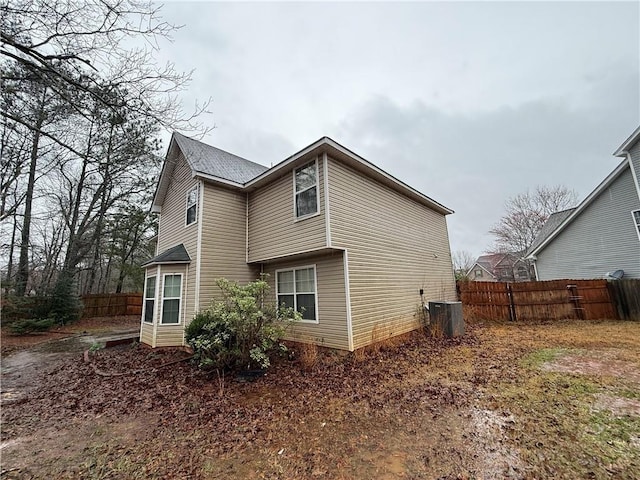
[[1, 334, 104, 407]]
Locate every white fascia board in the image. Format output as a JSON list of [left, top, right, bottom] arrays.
[[614, 125, 640, 156], [527, 159, 630, 258]]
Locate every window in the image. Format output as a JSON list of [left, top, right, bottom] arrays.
[[633, 210, 640, 239], [161, 274, 182, 324], [474, 269, 483, 278], [276, 266, 317, 322], [294, 160, 318, 218], [186, 186, 198, 226], [143, 276, 156, 323]]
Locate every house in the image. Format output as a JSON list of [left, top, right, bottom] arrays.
[[140, 133, 458, 351], [527, 126, 640, 280], [467, 253, 531, 282]]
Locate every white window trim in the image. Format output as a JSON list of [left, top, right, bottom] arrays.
[[185, 185, 198, 227], [632, 209, 640, 242], [292, 158, 320, 221], [142, 275, 156, 324], [275, 264, 319, 324], [160, 273, 183, 325]]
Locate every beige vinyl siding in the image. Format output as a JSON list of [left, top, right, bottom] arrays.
[[154, 264, 188, 347], [140, 321, 154, 346], [248, 157, 326, 262], [262, 251, 349, 350], [198, 185, 259, 312], [328, 158, 456, 350], [140, 265, 159, 347], [153, 153, 198, 345], [157, 153, 198, 255]]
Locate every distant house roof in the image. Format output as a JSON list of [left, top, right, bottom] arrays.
[[467, 253, 517, 278], [173, 133, 269, 184], [476, 253, 512, 270], [527, 208, 576, 256], [141, 244, 191, 267]]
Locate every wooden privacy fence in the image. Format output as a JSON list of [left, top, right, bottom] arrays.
[[608, 279, 640, 321], [458, 279, 621, 321], [81, 293, 142, 318]]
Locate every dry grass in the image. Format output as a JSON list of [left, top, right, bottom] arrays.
[[297, 340, 318, 372]]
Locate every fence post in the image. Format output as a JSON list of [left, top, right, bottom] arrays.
[[506, 283, 517, 322]]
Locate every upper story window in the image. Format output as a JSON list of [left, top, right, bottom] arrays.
[[294, 160, 318, 218], [474, 269, 483, 278], [633, 210, 640, 239], [186, 185, 198, 226]]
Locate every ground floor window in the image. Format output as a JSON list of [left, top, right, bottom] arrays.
[[276, 266, 317, 322], [143, 276, 156, 323], [161, 274, 182, 324]]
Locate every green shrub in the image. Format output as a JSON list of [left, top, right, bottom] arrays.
[[9, 318, 56, 335], [186, 278, 300, 371]]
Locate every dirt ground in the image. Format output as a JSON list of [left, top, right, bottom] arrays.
[[0, 316, 141, 356], [1, 318, 639, 479]]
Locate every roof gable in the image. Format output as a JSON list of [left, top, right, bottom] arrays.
[[527, 159, 630, 258], [245, 136, 453, 215]]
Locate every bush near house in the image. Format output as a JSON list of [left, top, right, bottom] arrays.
[[186, 278, 300, 372]]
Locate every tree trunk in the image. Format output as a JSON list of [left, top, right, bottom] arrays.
[[15, 90, 46, 296]]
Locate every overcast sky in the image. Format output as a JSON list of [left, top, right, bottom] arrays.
[[155, 1, 640, 259]]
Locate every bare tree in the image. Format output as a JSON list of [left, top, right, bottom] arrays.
[[489, 185, 578, 256], [1, 0, 210, 298], [1, 0, 211, 139], [452, 250, 475, 280]]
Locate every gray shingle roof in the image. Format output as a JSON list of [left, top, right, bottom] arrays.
[[173, 133, 268, 184], [141, 244, 191, 267], [527, 208, 577, 256]]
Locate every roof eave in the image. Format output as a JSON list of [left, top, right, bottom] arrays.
[[614, 125, 640, 156], [194, 171, 244, 189], [141, 260, 191, 268]]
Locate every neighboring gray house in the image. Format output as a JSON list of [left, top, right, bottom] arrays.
[[527, 126, 640, 280]]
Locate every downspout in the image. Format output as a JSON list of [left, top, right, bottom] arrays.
[[323, 153, 332, 247], [195, 181, 203, 312], [530, 256, 540, 281], [246, 192, 249, 264]]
